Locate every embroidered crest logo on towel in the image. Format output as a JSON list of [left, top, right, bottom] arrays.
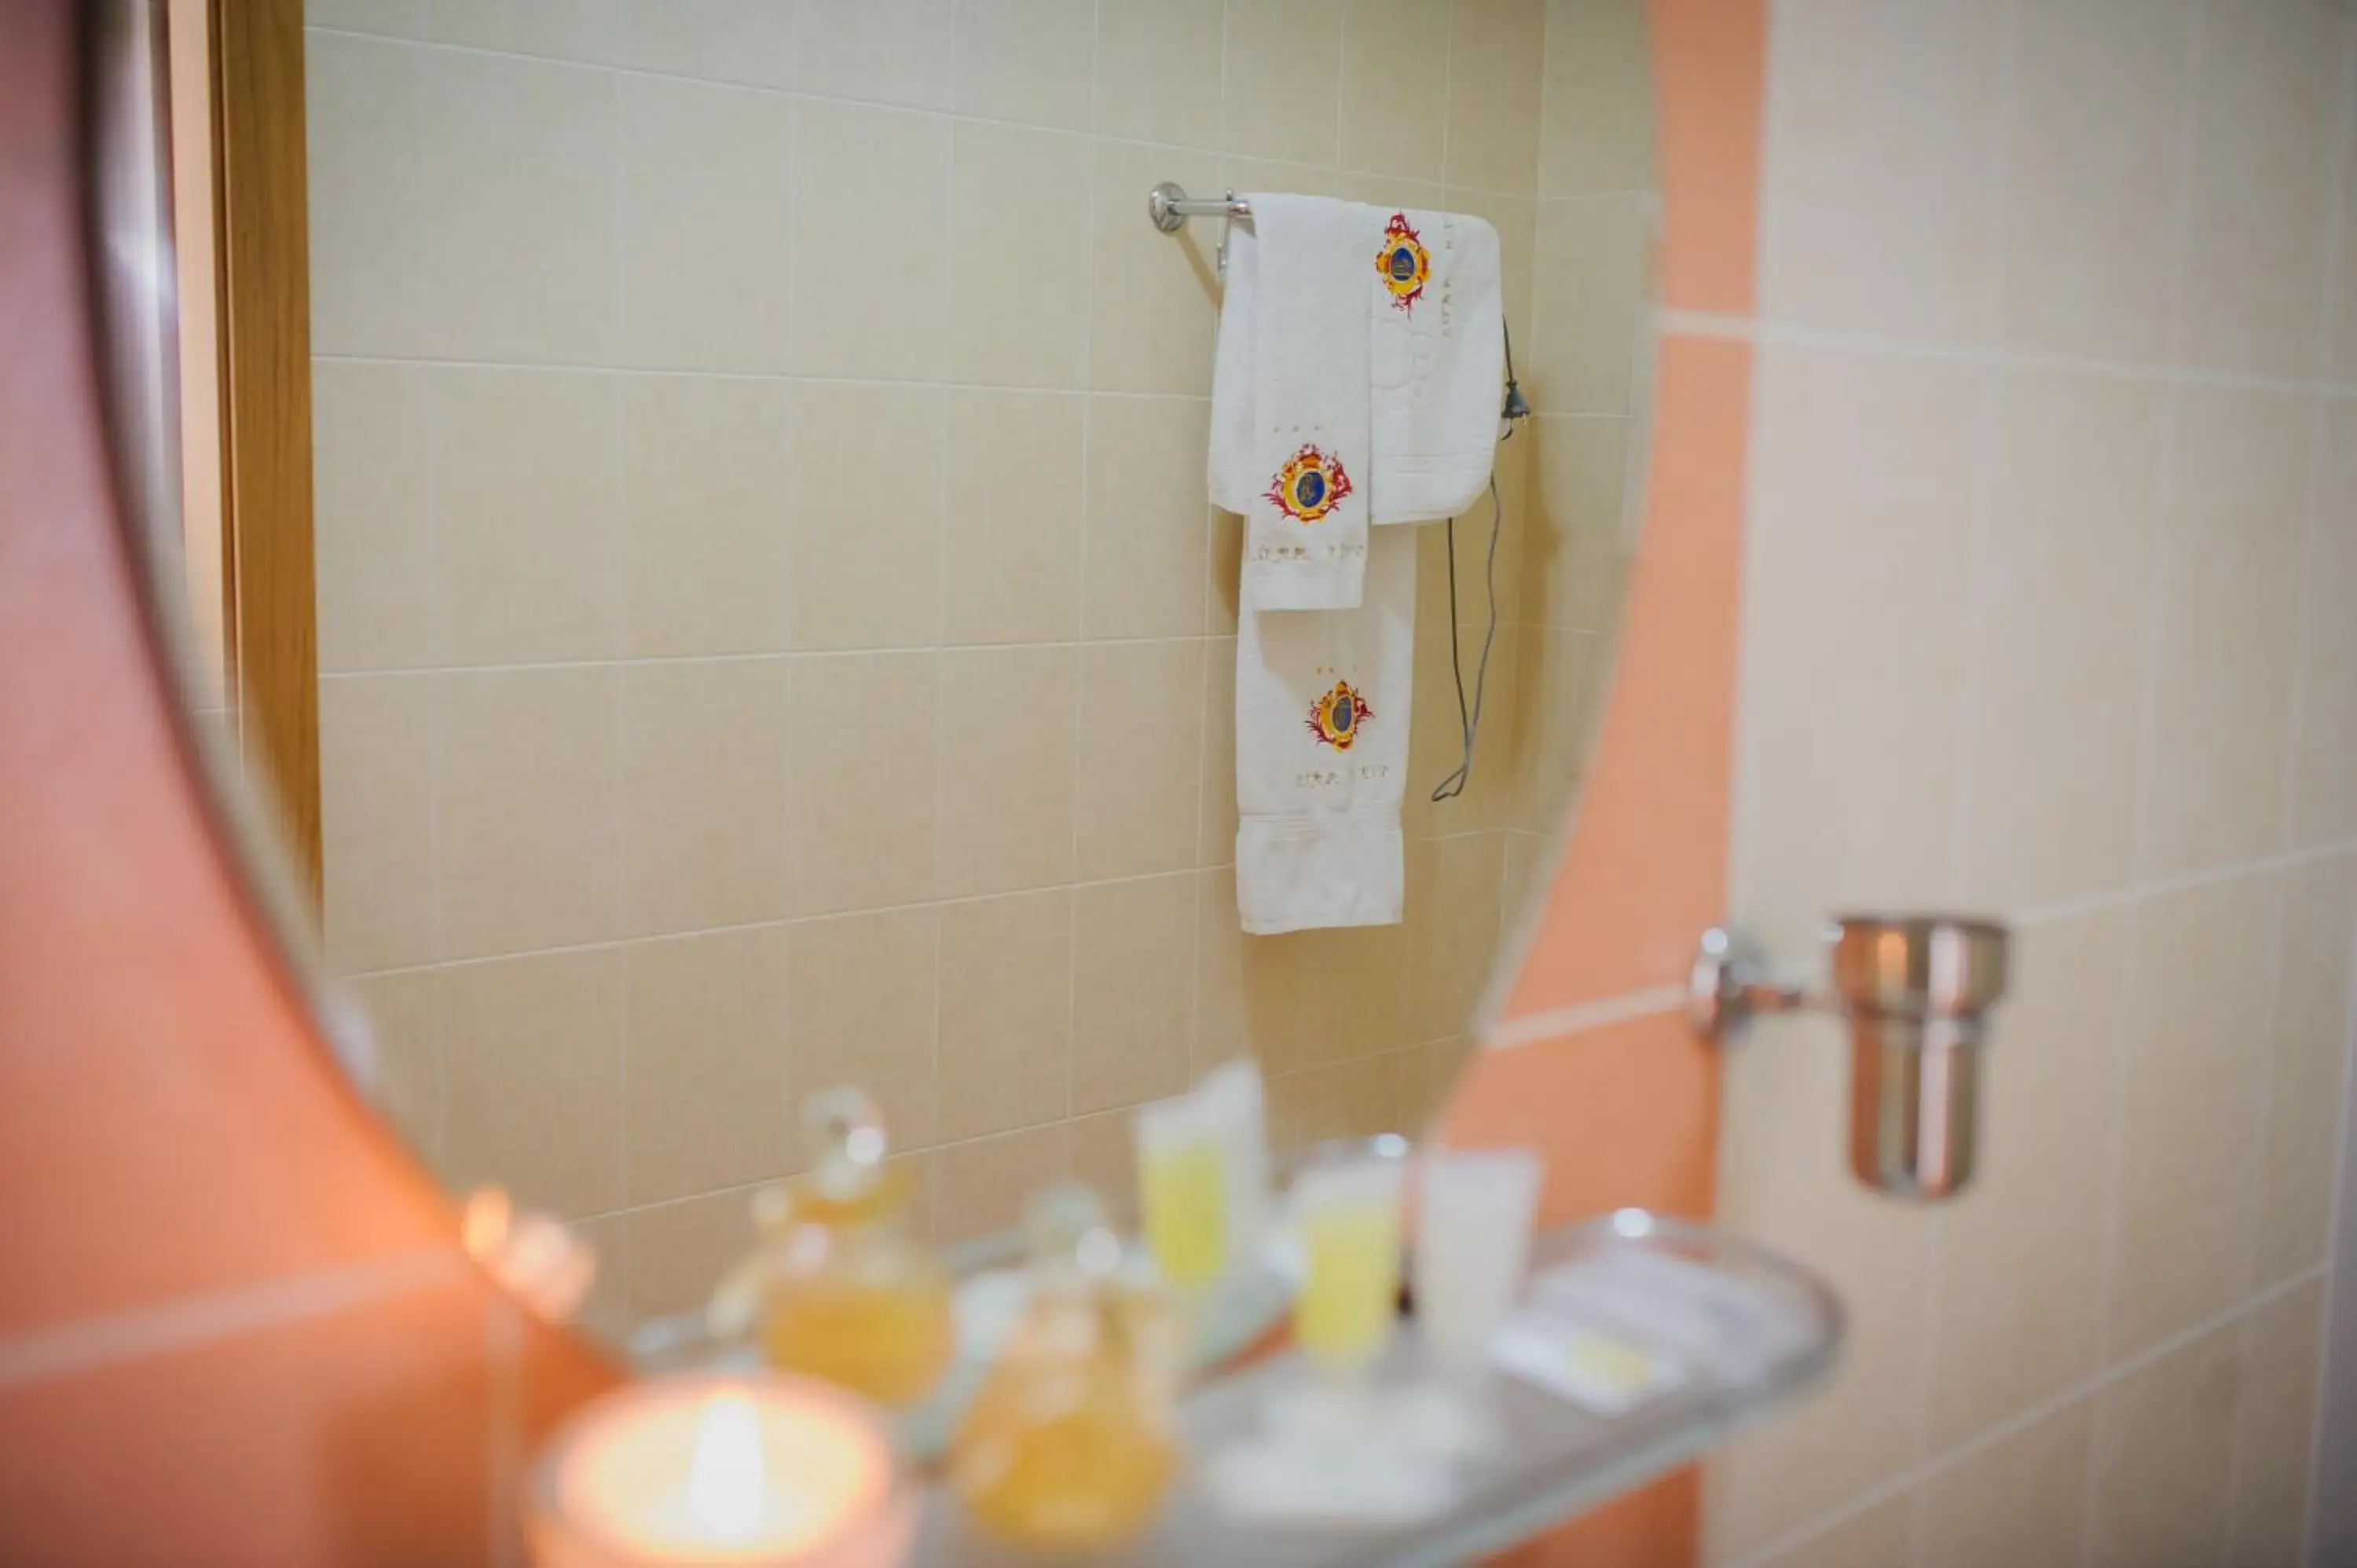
[[1264, 444, 1354, 524], [1306, 680, 1373, 751], [1375, 212, 1430, 313]]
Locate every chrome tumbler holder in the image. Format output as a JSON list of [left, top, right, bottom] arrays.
[[1689, 916, 2012, 1202]]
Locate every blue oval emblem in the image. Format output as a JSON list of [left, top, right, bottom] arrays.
[[1389, 246, 1417, 282], [1332, 694, 1354, 731], [1294, 470, 1325, 509]]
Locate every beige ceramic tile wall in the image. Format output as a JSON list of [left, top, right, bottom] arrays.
[[302, 0, 1648, 1324], [1708, 1, 2357, 1563]]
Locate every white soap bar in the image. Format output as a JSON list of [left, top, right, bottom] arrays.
[[1529, 1249, 1813, 1383], [1489, 1311, 1684, 1415]]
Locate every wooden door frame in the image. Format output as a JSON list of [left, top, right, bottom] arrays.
[[193, 0, 320, 896]]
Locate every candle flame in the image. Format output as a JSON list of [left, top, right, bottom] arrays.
[[684, 1390, 766, 1542]]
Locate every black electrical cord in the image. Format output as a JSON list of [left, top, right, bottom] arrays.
[[1428, 478, 1503, 803], [1430, 321, 1530, 803]]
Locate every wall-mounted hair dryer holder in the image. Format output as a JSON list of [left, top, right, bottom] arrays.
[[1689, 917, 2011, 1201]]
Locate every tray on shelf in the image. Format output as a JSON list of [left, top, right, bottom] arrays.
[[629, 1211, 1842, 1566], [912, 1211, 1844, 1568]]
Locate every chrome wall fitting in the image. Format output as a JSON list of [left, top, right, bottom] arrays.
[[1146, 181, 1248, 279], [1690, 917, 2011, 1201], [1686, 925, 1806, 1044]]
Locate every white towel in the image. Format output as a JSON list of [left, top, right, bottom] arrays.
[[1212, 198, 1499, 933], [1215, 207, 1504, 534], [1210, 194, 1379, 613], [1369, 208, 1505, 523], [1207, 217, 1259, 516], [1234, 526, 1415, 933]]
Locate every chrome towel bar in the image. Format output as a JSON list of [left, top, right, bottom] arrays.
[[1146, 181, 1250, 232]]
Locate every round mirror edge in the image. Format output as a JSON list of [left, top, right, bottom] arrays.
[[80, 0, 464, 1199], [1464, 200, 1667, 1061], [80, 2, 636, 1360]]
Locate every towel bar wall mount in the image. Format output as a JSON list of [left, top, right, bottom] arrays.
[[1147, 181, 1251, 279]]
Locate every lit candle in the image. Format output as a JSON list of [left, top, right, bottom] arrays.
[[529, 1373, 911, 1568]]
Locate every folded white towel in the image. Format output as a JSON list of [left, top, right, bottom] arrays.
[[1210, 194, 1380, 613], [1234, 526, 1415, 932], [1369, 208, 1504, 523]]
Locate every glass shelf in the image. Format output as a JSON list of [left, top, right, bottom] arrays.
[[907, 1213, 1844, 1567]]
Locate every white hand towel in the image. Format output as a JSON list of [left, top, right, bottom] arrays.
[[1369, 208, 1504, 523], [1234, 526, 1415, 933], [1207, 217, 1259, 516], [1210, 194, 1380, 612]]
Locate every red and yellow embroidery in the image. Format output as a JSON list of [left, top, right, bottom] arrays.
[[1375, 212, 1430, 313], [1306, 680, 1373, 751], [1264, 444, 1354, 524]]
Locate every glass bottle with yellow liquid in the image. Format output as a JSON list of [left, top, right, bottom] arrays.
[[707, 1087, 954, 1407], [950, 1182, 1182, 1552]]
